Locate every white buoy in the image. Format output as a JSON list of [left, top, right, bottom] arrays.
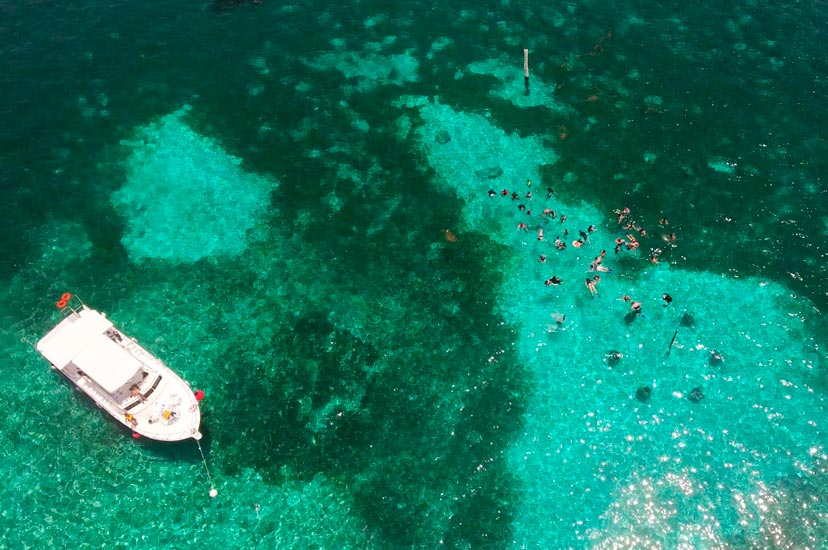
[[209, 488, 218, 498]]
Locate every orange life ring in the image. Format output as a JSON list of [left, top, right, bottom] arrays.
[[60, 292, 72, 302], [56, 300, 67, 309]]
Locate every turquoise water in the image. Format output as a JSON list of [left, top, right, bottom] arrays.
[[2, 1, 828, 548]]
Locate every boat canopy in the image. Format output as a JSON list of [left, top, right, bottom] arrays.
[[37, 308, 142, 394], [73, 334, 143, 394]]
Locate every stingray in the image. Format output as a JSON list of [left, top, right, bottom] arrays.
[[679, 312, 696, 329], [606, 350, 623, 368], [688, 386, 705, 403], [635, 386, 652, 403], [709, 350, 724, 366], [474, 166, 504, 179]]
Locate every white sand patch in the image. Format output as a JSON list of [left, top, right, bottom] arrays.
[[306, 45, 419, 93], [112, 107, 276, 262]]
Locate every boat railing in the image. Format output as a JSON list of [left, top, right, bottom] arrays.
[[76, 376, 120, 413], [119, 334, 166, 370], [58, 294, 88, 319]]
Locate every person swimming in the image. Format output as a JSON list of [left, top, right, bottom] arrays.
[[585, 278, 598, 296], [615, 207, 630, 224], [606, 350, 623, 367], [590, 253, 611, 272], [545, 276, 562, 286]]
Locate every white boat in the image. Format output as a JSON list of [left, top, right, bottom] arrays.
[[36, 296, 202, 442]]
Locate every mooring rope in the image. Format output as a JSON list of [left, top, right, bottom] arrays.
[[196, 437, 218, 498]]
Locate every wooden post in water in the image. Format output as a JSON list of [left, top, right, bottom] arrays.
[[523, 48, 530, 94]]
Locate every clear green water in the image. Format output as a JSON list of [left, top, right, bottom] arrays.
[[2, 1, 827, 549]]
